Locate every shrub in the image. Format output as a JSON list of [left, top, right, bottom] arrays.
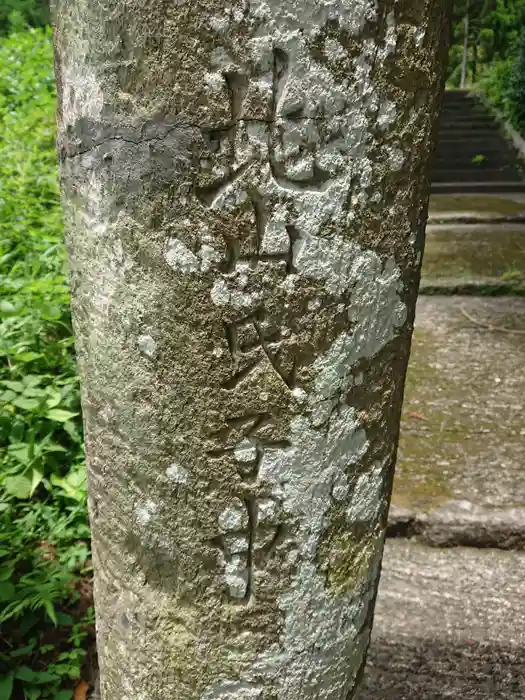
[[0, 27, 90, 700]]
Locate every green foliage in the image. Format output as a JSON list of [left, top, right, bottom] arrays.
[[448, 1, 525, 135], [0, 607, 95, 700], [0, 27, 91, 700], [471, 153, 487, 164], [504, 27, 525, 129], [0, 2, 49, 36]]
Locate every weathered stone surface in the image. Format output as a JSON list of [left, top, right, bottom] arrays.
[[361, 539, 525, 699], [53, 1, 451, 699], [428, 193, 525, 222], [420, 224, 525, 294], [390, 296, 525, 547]]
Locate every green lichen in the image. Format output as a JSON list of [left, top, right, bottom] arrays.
[[318, 515, 382, 597]]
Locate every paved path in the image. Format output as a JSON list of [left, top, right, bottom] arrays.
[[428, 193, 525, 223], [388, 296, 525, 547], [420, 223, 525, 294], [370, 142, 525, 694], [363, 540, 525, 699]]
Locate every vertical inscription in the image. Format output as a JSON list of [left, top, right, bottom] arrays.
[[222, 311, 296, 391], [199, 47, 346, 600], [209, 414, 289, 600]]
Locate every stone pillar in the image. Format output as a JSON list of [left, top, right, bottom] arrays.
[[53, 1, 451, 699]]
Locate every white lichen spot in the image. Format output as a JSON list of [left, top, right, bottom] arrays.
[[332, 470, 349, 501], [257, 498, 278, 523], [347, 462, 385, 524], [209, 15, 229, 34], [210, 46, 237, 71], [234, 439, 258, 463], [249, 0, 376, 38], [211, 279, 262, 309], [384, 10, 398, 56], [204, 71, 226, 91], [201, 681, 263, 700], [324, 37, 346, 60], [211, 279, 231, 306], [61, 64, 104, 127], [225, 535, 250, 554], [259, 408, 367, 557], [292, 387, 308, 403], [250, 407, 373, 696], [136, 499, 157, 526], [261, 220, 291, 254], [165, 463, 188, 484], [165, 238, 199, 273], [218, 499, 248, 533], [137, 335, 156, 358], [412, 26, 426, 48], [377, 100, 397, 129], [199, 244, 222, 272], [387, 147, 405, 172], [224, 557, 249, 599]]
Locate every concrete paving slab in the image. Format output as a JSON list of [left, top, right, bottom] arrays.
[[389, 297, 525, 547], [428, 194, 525, 223], [362, 540, 525, 699], [420, 224, 525, 294]]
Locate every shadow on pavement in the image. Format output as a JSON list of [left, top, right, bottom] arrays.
[[361, 636, 525, 699]]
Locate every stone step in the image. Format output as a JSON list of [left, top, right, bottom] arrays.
[[434, 149, 518, 164], [420, 224, 525, 294], [428, 193, 525, 221], [435, 145, 516, 158], [437, 126, 505, 136], [431, 181, 525, 194], [437, 136, 513, 147], [437, 132, 506, 144], [442, 89, 482, 100], [439, 123, 503, 132], [440, 113, 492, 122], [442, 91, 479, 101], [388, 296, 525, 548], [433, 155, 520, 170], [433, 169, 523, 183], [362, 540, 525, 700], [439, 106, 493, 115], [441, 104, 490, 113], [439, 116, 498, 127]]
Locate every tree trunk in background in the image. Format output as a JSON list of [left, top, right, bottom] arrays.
[[52, 2, 451, 699], [461, 1, 470, 87], [472, 29, 479, 84]]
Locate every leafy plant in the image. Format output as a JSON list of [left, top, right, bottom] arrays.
[[0, 3, 49, 37], [0, 26, 92, 700], [0, 607, 95, 700], [471, 154, 486, 165]]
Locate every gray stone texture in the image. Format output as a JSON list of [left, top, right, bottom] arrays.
[[53, 1, 451, 699], [362, 539, 525, 699]]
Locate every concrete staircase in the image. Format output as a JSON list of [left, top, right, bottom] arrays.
[[364, 94, 525, 695], [432, 90, 525, 194]]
